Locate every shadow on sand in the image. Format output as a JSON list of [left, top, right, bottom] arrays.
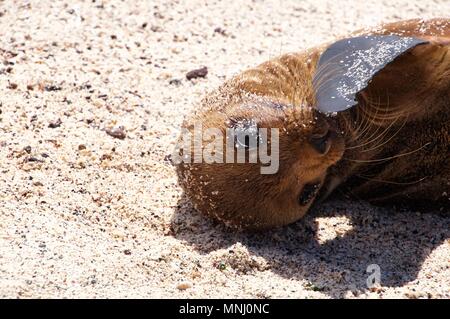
[[170, 193, 449, 298]]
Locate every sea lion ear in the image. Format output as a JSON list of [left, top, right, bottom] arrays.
[[312, 35, 428, 114]]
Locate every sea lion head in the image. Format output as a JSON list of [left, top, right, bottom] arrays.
[[174, 19, 450, 230], [174, 94, 345, 230]]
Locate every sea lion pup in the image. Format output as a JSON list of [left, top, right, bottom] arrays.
[[174, 18, 450, 230]]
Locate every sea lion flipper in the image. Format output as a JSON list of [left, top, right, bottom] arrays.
[[312, 35, 428, 114]]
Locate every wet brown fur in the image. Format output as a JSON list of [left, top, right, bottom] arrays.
[[175, 18, 450, 230]]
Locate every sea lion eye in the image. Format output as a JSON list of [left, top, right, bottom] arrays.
[[298, 182, 321, 206], [309, 129, 331, 154], [232, 119, 260, 149]]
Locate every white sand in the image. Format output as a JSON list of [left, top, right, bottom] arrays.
[[0, 0, 448, 298]]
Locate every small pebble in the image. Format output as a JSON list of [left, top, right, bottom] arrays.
[[106, 125, 126, 139], [27, 157, 42, 163], [177, 282, 191, 290], [48, 118, 62, 128], [8, 83, 18, 89], [214, 27, 227, 36], [169, 79, 182, 86], [186, 67, 208, 80], [44, 85, 62, 92], [217, 262, 227, 271], [150, 25, 163, 32]]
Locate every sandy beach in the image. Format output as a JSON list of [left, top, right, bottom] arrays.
[[0, 0, 449, 298]]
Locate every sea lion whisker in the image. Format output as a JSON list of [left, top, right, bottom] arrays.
[[359, 93, 384, 127], [360, 114, 409, 153], [351, 97, 382, 143], [346, 117, 398, 150], [347, 104, 404, 151], [348, 101, 386, 149], [358, 93, 390, 125], [361, 92, 415, 124], [333, 184, 364, 202], [348, 103, 371, 142], [343, 142, 431, 163], [355, 174, 428, 185]]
